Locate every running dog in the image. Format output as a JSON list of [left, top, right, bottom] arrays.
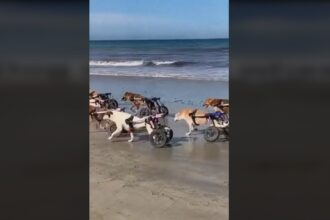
[[105, 110, 152, 142], [122, 91, 146, 111], [174, 108, 208, 136], [89, 96, 103, 120]]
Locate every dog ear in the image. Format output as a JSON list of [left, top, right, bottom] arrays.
[[210, 99, 218, 106]]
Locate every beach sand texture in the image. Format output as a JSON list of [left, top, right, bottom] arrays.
[[90, 76, 228, 220]]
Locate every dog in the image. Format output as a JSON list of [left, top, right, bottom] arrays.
[[174, 108, 208, 136], [203, 98, 229, 114], [105, 110, 152, 142], [89, 97, 103, 120], [122, 91, 146, 111], [89, 90, 100, 99]]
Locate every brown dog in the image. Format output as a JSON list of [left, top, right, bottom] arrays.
[[203, 98, 229, 114], [89, 91, 99, 99], [121, 91, 145, 110]]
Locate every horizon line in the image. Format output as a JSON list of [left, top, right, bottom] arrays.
[[90, 37, 228, 41]]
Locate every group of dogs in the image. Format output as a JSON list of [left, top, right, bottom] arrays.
[[89, 91, 229, 142]]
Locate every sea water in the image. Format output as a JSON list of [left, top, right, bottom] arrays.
[[90, 39, 228, 81]]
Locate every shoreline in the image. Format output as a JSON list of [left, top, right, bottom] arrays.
[[89, 73, 228, 83], [90, 74, 228, 106]]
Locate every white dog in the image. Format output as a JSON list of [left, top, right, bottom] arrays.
[[101, 110, 153, 142]]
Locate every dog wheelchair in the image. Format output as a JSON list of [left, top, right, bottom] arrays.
[[98, 92, 119, 109], [146, 113, 173, 148], [190, 110, 229, 142], [138, 97, 169, 117], [101, 113, 173, 148]]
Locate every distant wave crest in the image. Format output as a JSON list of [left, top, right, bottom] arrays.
[[90, 60, 195, 67]]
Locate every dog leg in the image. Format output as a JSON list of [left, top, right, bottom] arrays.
[[186, 123, 194, 137], [192, 124, 198, 131], [128, 132, 134, 142], [108, 127, 122, 141]]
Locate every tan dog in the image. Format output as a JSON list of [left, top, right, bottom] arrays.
[[89, 91, 105, 121], [203, 98, 229, 114], [89, 91, 99, 99], [121, 91, 145, 110], [174, 108, 208, 136]]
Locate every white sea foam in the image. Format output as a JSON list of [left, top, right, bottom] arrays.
[[90, 60, 144, 67], [152, 60, 176, 65], [90, 60, 181, 67]]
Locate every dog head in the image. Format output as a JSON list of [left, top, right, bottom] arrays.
[[203, 98, 228, 108], [121, 92, 129, 101], [102, 111, 113, 120], [174, 112, 181, 121], [122, 92, 137, 101], [203, 98, 217, 107], [89, 91, 99, 99]]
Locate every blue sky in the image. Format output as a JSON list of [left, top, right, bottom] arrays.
[[90, 0, 228, 40]]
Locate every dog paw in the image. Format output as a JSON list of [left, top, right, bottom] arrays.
[[185, 132, 191, 137], [108, 137, 113, 140], [128, 139, 133, 143]]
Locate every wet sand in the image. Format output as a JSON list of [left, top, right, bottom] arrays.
[[90, 76, 228, 220], [90, 75, 228, 105], [90, 116, 228, 220]]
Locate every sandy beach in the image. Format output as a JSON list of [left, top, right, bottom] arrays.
[[90, 76, 229, 220]]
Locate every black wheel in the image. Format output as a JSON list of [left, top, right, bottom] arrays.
[[224, 127, 229, 136], [101, 120, 117, 135], [164, 126, 173, 143], [139, 107, 151, 117], [149, 129, 167, 148], [204, 126, 220, 142], [160, 105, 169, 116], [106, 99, 118, 109]]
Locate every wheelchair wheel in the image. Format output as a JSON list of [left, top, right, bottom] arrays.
[[160, 105, 169, 116], [164, 126, 173, 143], [149, 129, 167, 148], [106, 99, 118, 109], [204, 126, 220, 142]]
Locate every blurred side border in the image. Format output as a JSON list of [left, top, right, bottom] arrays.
[[1, 1, 330, 220], [230, 1, 330, 220], [0, 1, 89, 220]]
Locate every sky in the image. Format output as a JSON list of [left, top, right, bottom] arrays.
[[90, 0, 228, 40]]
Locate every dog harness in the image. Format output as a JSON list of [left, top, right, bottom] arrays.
[[209, 111, 225, 119], [189, 109, 227, 126], [188, 109, 208, 126]]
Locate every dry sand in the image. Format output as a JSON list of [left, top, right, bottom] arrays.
[[90, 113, 228, 220]]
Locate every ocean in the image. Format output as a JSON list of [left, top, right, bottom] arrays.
[[90, 39, 228, 81]]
